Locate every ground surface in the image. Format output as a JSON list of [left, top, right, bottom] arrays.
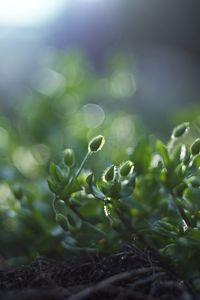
[[0, 244, 198, 300]]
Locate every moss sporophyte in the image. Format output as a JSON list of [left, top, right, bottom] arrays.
[[47, 125, 200, 289]]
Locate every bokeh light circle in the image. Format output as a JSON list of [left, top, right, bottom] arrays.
[[81, 104, 105, 128]]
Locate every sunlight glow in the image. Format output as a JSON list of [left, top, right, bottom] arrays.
[[0, 0, 66, 26]]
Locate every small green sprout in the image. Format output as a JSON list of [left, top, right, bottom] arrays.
[[171, 122, 190, 139], [88, 135, 105, 153], [191, 138, 200, 155], [76, 135, 105, 177], [103, 165, 115, 182], [119, 160, 134, 177], [64, 148, 75, 167]]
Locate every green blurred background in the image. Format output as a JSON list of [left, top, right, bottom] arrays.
[[0, 0, 200, 264]]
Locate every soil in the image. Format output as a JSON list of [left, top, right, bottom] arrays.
[[0, 244, 198, 300]]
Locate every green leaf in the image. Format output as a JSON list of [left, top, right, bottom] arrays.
[[108, 180, 121, 199], [156, 140, 169, 166], [56, 213, 69, 232], [173, 182, 187, 197], [60, 177, 82, 199], [157, 220, 178, 232], [187, 176, 200, 188], [61, 242, 98, 253], [55, 201, 82, 231], [68, 177, 82, 194], [130, 137, 152, 174], [49, 162, 67, 184], [97, 178, 111, 195], [47, 178, 59, 194], [86, 173, 105, 200], [55, 165, 66, 183], [66, 208, 82, 230], [170, 144, 186, 166], [49, 162, 57, 179], [184, 186, 200, 204], [152, 220, 178, 237], [185, 228, 200, 244], [54, 199, 69, 215], [192, 154, 200, 168], [121, 173, 136, 197]]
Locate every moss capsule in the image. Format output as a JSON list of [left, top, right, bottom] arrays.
[[171, 122, 190, 139], [64, 148, 75, 167], [88, 135, 105, 153]]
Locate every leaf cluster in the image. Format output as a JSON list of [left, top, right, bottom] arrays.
[[48, 123, 200, 289]]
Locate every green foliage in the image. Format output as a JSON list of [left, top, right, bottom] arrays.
[[1, 50, 200, 290], [0, 51, 142, 263], [48, 122, 200, 290]]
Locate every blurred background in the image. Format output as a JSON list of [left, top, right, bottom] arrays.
[[1, 0, 200, 132], [1, 0, 200, 263]]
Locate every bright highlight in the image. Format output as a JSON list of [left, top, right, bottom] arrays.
[[0, 0, 65, 26]]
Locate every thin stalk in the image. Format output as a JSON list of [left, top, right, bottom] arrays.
[[167, 138, 176, 154], [171, 192, 192, 228], [176, 203, 192, 228], [115, 206, 133, 234], [75, 151, 90, 178], [69, 202, 86, 221], [52, 196, 58, 215], [114, 203, 149, 246]]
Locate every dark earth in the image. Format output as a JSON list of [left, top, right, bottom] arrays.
[[0, 244, 198, 300]]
